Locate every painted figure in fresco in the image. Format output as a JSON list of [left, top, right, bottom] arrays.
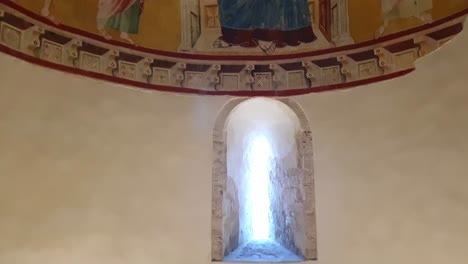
[[376, 0, 432, 37], [36, 0, 59, 24], [97, 0, 145, 45], [214, 0, 317, 54]]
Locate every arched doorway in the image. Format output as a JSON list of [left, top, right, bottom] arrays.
[[211, 98, 317, 262]]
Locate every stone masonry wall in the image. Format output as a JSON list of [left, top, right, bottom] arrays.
[[270, 153, 306, 258], [222, 176, 239, 256], [212, 98, 317, 260]]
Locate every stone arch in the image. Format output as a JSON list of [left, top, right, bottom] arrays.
[[211, 97, 317, 261]]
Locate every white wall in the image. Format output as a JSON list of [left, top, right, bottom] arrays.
[[1, 21, 468, 264]]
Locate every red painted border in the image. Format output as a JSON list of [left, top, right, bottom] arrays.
[[0, 43, 415, 97], [0, 0, 466, 61]]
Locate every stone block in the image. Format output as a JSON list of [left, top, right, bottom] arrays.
[[303, 154, 314, 169]]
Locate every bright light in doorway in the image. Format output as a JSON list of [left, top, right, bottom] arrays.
[[247, 135, 273, 241]]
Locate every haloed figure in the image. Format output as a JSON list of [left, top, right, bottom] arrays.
[[214, 0, 317, 54], [97, 0, 145, 45]]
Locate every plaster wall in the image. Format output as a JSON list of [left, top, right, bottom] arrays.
[[1, 21, 468, 264], [270, 159, 306, 257]]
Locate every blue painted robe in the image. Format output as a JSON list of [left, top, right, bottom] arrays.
[[218, 0, 312, 31], [217, 0, 316, 47]]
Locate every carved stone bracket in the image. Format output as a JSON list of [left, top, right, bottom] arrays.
[[269, 63, 286, 90], [207, 64, 221, 90], [174, 62, 186, 86], [25, 25, 44, 55], [139, 57, 154, 83], [102, 50, 119, 75], [375, 46, 418, 75], [414, 35, 440, 57], [302, 61, 320, 87], [374, 47, 396, 75], [115, 56, 153, 82], [243, 64, 255, 90], [339, 55, 381, 81], [337, 55, 357, 82], [64, 39, 82, 67]]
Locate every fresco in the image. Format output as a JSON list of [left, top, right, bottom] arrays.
[[213, 0, 317, 53], [377, 0, 433, 37], [0, 0, 466, 96], [96, 0, 145, 44], [5, 0, 468, 55]]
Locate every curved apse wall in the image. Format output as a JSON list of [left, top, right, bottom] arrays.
[[0, 16, 468, 264]]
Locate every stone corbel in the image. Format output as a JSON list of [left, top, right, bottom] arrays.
[[24, 25, 44, 55], [102, 49, 119, 75], [64, 39, 82, 67], [302, 61, 319, 88], [374, 47, 396, 74], [269, 64, 285, 90], [337, 55, 358, 82], [207, 64, 221, 90], [138, 57, 153, 83], [414, 35, 439, 57], [243, 64, 255, 90], [174, 62, 186, 86]]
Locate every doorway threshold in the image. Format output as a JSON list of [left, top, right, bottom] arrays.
[[223, 240, 305, 263]]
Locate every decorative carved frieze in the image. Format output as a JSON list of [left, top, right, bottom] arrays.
[[0, 22, 21, 49], [0, 4, 465, 96], [339, 55, 380, 81], [302, 61, 319, 87], [206, 64, 220, 90], [374, 47, 395, 74], [64, 39, 81, 66], [175, 62, 186, 86], [269, 64, 287, 90], [244, 64, 255, 90], [0, 22, 43, 55]]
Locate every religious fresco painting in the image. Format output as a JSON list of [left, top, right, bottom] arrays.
[[180, 0, 345, 54], [37, 0, 145, 44], [5, 0, 467, 54], [96, 0, 145, 44], [377, 0, 433, 37], [0, 0, 466, 95], [40, 0, 57, 23], [212, 0, 318, 54]]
